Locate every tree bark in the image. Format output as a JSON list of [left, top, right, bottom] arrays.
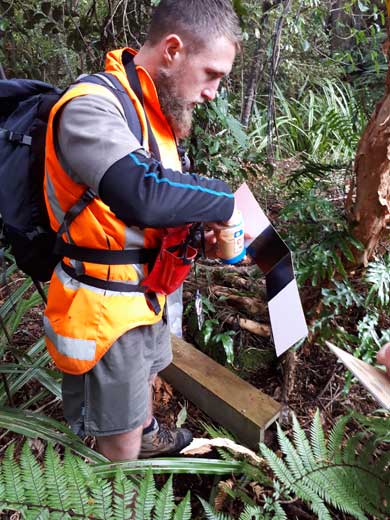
[[347, 94, 390, 265]]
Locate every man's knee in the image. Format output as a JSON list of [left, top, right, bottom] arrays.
[[96, 424, 144, 461]]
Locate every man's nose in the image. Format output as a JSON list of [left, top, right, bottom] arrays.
[[202, 81, 220, 101], [201, 88, 216, 101]]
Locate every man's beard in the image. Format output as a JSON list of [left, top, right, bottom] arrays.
[[154, 68, 194, 139]]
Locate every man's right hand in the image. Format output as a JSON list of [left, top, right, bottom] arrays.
[[377, 343, 390, 377]]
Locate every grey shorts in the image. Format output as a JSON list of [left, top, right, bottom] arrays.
[[62, 318, 172, 437]]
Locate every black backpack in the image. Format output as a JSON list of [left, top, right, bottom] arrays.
[[0, 72, 143, 282]]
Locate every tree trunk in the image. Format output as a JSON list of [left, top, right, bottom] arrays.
[[347, 93, 390, 265]]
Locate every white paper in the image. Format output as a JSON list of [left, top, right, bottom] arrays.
[[268, 279, 308, 356]]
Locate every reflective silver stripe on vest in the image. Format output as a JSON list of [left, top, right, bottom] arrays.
[[124, 226, 148, 281], [44, 316, 96, 361], [45, 170, 65, 225], [54, 263, 147, 297]]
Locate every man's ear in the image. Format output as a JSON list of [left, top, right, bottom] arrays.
[[162, 34, 185, 66]]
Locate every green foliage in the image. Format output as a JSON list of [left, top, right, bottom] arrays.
[[259, 410, 390, 519], [309, 251, 390, 369], [189, 93, 250, 184], [250, 81, 367, 162], [0, 442, 194, 519], [280, 190, 361, 285], [1, 411, 389, 519], [365, 253, 390, 307], [185, 294, 237, 365]]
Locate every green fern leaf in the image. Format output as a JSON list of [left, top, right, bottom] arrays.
[[276, 423, 307, 479], [90, 477, 113, 520], [25, 509, 51, 520], [327, 414, 350, 462], [173, 491, 191, 520], [134, 469, 156, 520], [239, 504, 267, 519], [199, 497, 233, 520], [112, 470, 136, 520], [291, 413, 316, 470], [2, 443, 25, 506], [272, 501, 287, 520], [310, 410, 328, 462], [44, 443, 70, 514], [153, 474, 174, 520], [259, 444, 296, 487], [63, 450, 93, 517], [20, 442, 46, 506]]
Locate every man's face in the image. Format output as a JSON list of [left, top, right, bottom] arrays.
[[155, 36, 236, 139]]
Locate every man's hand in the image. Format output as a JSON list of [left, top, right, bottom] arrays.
[[377, 343, 390, 377]]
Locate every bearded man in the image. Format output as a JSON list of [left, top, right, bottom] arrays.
[[43, 0, 242, 460]]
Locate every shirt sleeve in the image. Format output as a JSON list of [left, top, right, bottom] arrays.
[[56, 92, 141, 193]]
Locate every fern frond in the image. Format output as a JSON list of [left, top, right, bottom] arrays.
[[63, 449, 93, 517], [43, 444, 70, 514], [112, 470, 136, 520], [134, 468, 156, 520], [153, 475, 175, 520], [2, 443, 25, 506], [199, 497, 233, 520], [89, 476, 113, 520], [25, 509, 51, 520], [259, 444, 296, 487], [239, 504, 267, 519], [291, 413, 316, 470], [327, 414, 350, 461], [20, 442, 46, 506], [271, 501, 287, 520], [276, 423, 307, 479], [173, 491, 191, 520], [310, 410, 328, 462]]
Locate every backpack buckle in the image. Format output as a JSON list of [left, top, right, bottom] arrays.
[[8, 131, 32, 146]]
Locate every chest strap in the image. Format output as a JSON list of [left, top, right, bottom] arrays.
[[56, 239, 158, 265], [61, 262, 161, 315]]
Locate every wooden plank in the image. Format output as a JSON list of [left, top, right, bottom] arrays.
[[326, 341, 390, 409], [161, 335, 282, 449]]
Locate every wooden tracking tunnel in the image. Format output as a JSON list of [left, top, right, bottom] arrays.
[[161, 335, 282, 450]]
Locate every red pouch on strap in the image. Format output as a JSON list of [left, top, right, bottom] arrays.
[[141, 226, 198, 296]]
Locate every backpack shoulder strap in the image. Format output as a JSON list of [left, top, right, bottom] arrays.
[[77, 72, 143, 145]]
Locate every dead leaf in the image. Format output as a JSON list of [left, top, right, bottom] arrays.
[[180, 437, 263, 465], [215, 479, 234, 511]]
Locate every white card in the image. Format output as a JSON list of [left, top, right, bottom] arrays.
[[268, 279, 309, 356]]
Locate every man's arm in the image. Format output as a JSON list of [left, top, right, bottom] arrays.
[[98, 150, 233, 228], [57, 93, 234, 228]]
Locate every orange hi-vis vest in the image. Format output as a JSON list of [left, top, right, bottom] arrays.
[[44, 48, 182, 375]]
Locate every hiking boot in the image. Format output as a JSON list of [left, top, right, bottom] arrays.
[[139, 418, 193, 459]]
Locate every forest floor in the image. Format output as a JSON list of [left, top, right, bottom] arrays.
[[0, 180, 385, 518], [1, 256, 380, 520]]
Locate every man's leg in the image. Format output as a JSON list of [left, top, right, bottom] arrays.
[[96, 375, 156, 460]]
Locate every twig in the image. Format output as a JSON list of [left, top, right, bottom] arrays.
[[226, 316, 270, 337], [266, 0, 292, 160]]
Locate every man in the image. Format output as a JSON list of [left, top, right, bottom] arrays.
[[43, 0, 242, 460]]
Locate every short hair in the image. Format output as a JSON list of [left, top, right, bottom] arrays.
[[145, 0, 242, 51]]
